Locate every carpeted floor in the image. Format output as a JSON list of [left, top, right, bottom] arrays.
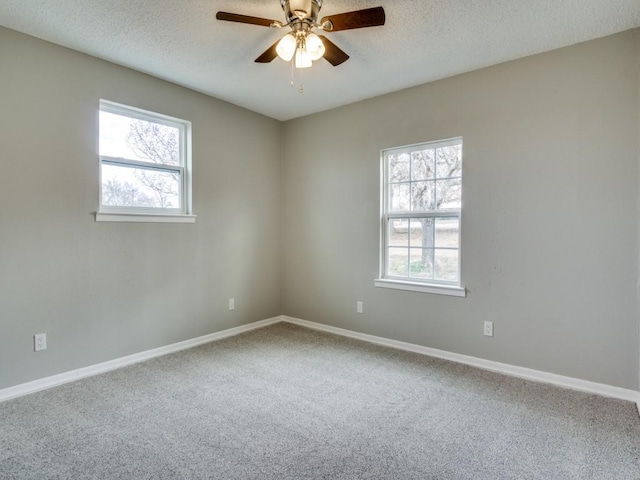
[[1, 322, 639, 479]]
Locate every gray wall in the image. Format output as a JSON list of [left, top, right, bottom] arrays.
[[2, 25, 639, 394], [0, 27, 282, 389], [282, 30, 640, 390]]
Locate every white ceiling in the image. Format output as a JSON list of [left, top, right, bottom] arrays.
[[1, 1, 639, 121]]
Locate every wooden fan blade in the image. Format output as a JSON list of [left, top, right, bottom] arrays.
[[216, 11, 277, 27], [255, 40, 280, 63], [318, 35, 349, 66], [321, 6, 385, 32]]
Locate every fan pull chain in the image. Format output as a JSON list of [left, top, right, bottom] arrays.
[[290, 56, 295, 88], [299, 67, 304, 94], [289, 46, 304, 93]]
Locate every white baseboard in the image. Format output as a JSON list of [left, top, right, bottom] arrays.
[[3, 314, 639, 413], [283, 316, 640, 406], [0, 316, 281, 402]]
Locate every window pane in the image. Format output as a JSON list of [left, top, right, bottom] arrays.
[[409, 248, 434, 280], [435, 217, 459, 248], [411, 181, 435, 211], [411, 149, 435, 181], [387, 247, 409, 277], [435, 178, 461, 209], [101, 163, 180, 209], [388, 219, 409, 247], [382, 138, 462, 286], [436, 144, 462, 179], [435, 249, 459, 282], [388, 153, 410, 183], [99, 111, 180, 166], [389, 184, 410, 212], [409, 218, 434, 249]]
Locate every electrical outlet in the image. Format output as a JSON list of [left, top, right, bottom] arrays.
[[228, 298, 235, 311], [34, 333, 47, 351], [483, 321, 493, 337], [356, 301, 363, 314]]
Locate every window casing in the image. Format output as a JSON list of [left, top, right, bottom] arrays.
[[97, 100, 193, 222], [378, 138, 463, 294]]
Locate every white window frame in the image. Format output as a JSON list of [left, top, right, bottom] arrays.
[[96, 100, 195, 223], [375, 138, 465, 297]]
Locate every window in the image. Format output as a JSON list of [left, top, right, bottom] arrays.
[[376, 138, 465, 296], [96, 100, 194, 223]]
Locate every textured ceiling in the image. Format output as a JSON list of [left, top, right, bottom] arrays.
[[1, 1, 639, 120]]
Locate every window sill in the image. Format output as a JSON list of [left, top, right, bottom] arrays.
[[374, 279, 466, 297], [95, 212, 197, 224]]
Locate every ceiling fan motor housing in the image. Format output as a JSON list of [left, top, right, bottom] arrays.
[[281, 0, 323, 24]]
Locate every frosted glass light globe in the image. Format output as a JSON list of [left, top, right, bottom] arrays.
[[276, 34, 296, 61], [305, 33, 325, 61], [295, 48, 312, 68]]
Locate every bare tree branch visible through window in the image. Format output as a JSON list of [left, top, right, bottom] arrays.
[[102, 120, 180, 208], [387, 142, 461, 281]]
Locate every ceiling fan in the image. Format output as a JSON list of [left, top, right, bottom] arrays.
[[216, 0, 385, 68]]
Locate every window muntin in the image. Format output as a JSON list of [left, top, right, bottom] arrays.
[[98, 101, 191, 215], [381, 138, 462, 286]]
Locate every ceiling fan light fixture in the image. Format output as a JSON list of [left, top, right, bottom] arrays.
[[276, 33, 297, 61], [305, 33, 325, 61]]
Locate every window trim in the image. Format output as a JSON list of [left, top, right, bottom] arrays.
[[375, 137, 465, 297], [95, 212, 197, 223], [96, 100, 194, 223], [374, 278, 466, 297]]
